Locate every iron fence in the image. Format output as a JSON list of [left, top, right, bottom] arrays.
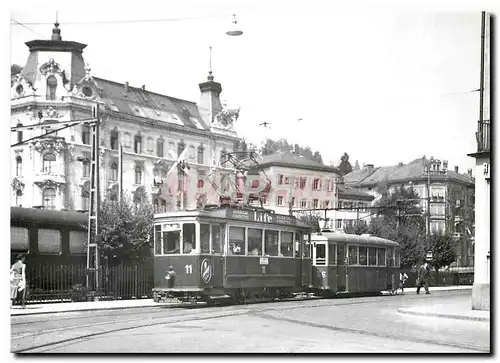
[[25, 263, 154, 303]]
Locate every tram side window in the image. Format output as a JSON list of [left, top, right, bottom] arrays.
[[182, 223, 196, 254], [303, 233, 311, 258], [294, 231, 302, 258], [395, 249, 401, 267], [211, 225, 221, 254], [368, 247, 377, 266], [228, 226, 245, 255], [38, 229, 61, 254], [359, 246, 368, 266], [264, 230, 279, 256], [337, 244, 346, 265], [378, 248, 386, 266], [11, 226, 29, 252], [248, 228, 263, 256], [280, 231, 293, 257], [348, 246, 358, 265], [315, 244, 326, 265], [200, 224, 210, 253], [154, 225, 162, 255], [163, 225, 181, 254], [328, 243, 336, 265]]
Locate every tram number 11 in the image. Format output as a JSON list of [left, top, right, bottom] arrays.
[[185, 265, 193, 274]]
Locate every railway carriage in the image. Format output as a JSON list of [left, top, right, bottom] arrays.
[[152, 205, 313, 303], [310, 232, 400, 296]]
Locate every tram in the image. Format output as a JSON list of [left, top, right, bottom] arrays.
[[310, 232, 400, 296], [152, 205, 313, 303]]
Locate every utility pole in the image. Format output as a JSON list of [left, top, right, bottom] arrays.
[[86, 103, 101, 299]]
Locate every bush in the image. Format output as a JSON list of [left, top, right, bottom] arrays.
[[71, 284, 89, 302]]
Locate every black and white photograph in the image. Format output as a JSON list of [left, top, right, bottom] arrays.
[[8, 0, 492, 354]]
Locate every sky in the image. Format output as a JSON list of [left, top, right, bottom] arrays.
[[6, 0, 497, 174]]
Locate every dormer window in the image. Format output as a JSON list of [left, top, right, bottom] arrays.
[[16, 85, 23, 96], [46, 76, 57, 100]]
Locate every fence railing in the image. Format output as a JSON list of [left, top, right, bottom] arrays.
[[25, 263, 154, 303]]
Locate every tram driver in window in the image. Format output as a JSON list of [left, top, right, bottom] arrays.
[[183, 240, 194, 254]]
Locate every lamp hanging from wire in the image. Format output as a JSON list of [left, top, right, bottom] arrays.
[[226, 14, 243, 36]]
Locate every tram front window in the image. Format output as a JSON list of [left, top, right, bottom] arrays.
[[163, 231, 180, 254], [315, 243, 326, 265], [248, 228, 262, 255], [264, 230, 279, 256], [228, 226, 245, 255], [211, 225, 221, 254], [183, 223, 196, 254], [280, 232, 293, 257]]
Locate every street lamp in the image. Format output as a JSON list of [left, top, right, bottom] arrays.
[[226, 14, 243, 36]]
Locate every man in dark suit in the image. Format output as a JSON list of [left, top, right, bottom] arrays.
[[416, 261, 431, 294]]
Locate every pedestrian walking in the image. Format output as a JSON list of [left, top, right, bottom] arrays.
[[399, 271, 409, 294], [10, 254, 27, 308], [416, 261, 431, 295]]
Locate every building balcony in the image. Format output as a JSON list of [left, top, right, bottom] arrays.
[[33, 170, 66, 186]]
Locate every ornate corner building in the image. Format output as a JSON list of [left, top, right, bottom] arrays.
[[11, 23, 240, 212]]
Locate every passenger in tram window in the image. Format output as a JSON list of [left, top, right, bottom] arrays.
[[250, 248, 260, 256], [183, 240, 194, 254]]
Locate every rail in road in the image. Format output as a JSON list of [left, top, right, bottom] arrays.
[[11, 291, 488, 353]]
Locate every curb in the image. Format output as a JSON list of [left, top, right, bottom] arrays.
[[10, 302, 178, 317], [397, 308, 490, 322]]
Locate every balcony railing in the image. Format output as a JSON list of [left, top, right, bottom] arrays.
[[476, 120, 490, 152]]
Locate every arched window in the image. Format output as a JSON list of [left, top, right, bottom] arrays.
[[82, 159, 90, 178], [46, 76, 57, 100], [135, 166, 142, 184], [134, 135, 142, 154], [15, 190, 22, 207], [156, 139, 164, 157], [43, 188, 56, 209], [17, 123, 23, 143], [82, 125, 90, 145], [111, 162, 118, 181], [197, 146, 204, 164], [110, 130, 119, 150], [82, 191, 89, 211], [16, 155, 22, 177], [43, 153, 56, 173]]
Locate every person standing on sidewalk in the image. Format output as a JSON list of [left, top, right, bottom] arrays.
[[10, 254, 27, 308], [416, 261, 431, 295]]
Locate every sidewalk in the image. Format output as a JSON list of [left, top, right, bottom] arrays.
[[397, 286, 490, 322]]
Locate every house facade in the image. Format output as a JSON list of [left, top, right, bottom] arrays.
[[11, 24, 240, 212], [343, 156, 475, 271]]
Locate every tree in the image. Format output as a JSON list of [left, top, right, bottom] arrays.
[[344, 220, 370, 235], [86, 193, 154, 265], [297, 212, 322, 232], [338, 152, 353, 176], [259, 138, 323, 164], [429, 232, 457, 272]]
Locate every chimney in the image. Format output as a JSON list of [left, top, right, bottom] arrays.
[[124, 81, 129, 93], [366, 164, 374, 174], [454, 166, 459, 173], [142, 85, 146, 91], [467, 169, 473, 177], [443, 160, 448, 172]]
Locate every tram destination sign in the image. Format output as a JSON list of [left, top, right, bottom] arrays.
[[226, 208, 297, 226]]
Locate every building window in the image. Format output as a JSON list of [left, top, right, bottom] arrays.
[[313, 178, 320, 190], [277, 196, 284, 206], [17, 123, 23, 143], [82, 159, 90, 178], [338, 200, 343, 209], [124, 133, 131, 148], [313, 199, 319, 209], [82, 191, 89, 211], [197, 180, 204, 189], [43, 153, 56, 173], [110, 162, 118, 181], [134, 135, 142, 154], [16, 155, 22, 177], [299, 177, 307, 189], [110, 130, 119, 150], [82, 125, 90, 145], [15, 190, 22, 207], [336, 219, 342, 229], [135, 166, 142, 184], [323, 200, 330, 208], [46, 75, 57, 100], [42, 188, 56, 209], [189, 145, 196, 159], [220, 148, 227, 164], [327, 179, 334, 192], [169, 141, 176, 157], [147, 137, 154, 152], [291, 197, 296, 206], [300, 199, 307, 208], [157, 139, 164, 157], [178, 142, 186, 157], [277, 175, 284, 185], [197, 146, 204, 164]]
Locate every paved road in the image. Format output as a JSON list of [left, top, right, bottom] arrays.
[[11, 290, 489, 353]]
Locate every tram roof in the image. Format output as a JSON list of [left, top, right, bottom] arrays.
[[11, 207, 88, 227], [312, 232, 399, 247], [154, 207, 312, 229]]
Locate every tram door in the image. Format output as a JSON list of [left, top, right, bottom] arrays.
[[336, 243, 346, 292]]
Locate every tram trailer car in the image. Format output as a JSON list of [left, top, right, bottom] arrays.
[[10, 207, 89, 265], [153, 206, 313, 303], [310, 232, 401, 296]]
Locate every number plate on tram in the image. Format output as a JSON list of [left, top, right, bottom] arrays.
[[259, 257, 269, 265]]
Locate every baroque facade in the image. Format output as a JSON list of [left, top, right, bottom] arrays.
[[11, 24, 240, 212], [343, 157, 475, 271]]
